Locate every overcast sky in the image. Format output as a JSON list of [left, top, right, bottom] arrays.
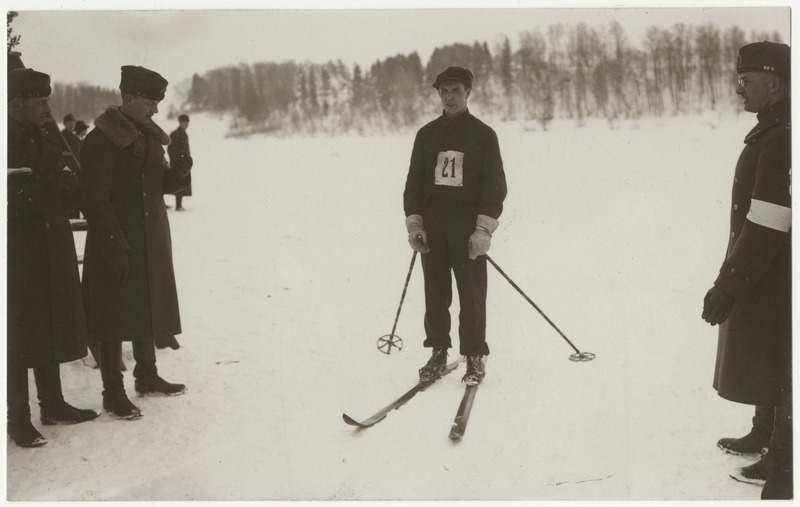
[[6, 1, 792, 106]]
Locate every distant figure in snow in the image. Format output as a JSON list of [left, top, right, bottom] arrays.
[[74, 119, 90, 145], [61, 113, 83, 218], [701, 41, 791, 500], [7, 68, 100, 448], [403, 66, 507, 385], [61, 112, 81, 160], [80, 65, 193, 420], [167, 113, 191, 211]]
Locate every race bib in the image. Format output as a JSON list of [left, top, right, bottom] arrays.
[[434, 150, 464, 187]]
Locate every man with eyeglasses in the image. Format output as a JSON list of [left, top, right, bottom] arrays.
[[702, 41, 791, 499], [403, 66, 507, 386]]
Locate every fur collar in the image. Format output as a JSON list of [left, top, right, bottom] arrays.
[[94, 106, 170, 148]]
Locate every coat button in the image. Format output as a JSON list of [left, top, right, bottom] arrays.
[[143, 192, 147, 197], [734, 177, 739, 183], [731, 231, 736, 238], [45, 222, 50, 229], [733, 203, 738, 210], [145, 212, 150, 217]]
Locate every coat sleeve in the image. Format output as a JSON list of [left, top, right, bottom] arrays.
[[403, 129, 426, 217], [79, 134, 130, 257], [714, 127, 791, 300], [477, 128, 507, 219]]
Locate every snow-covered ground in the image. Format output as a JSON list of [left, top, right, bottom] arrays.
[[6, 109, 773, 501]]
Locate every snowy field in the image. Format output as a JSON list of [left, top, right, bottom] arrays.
[[6, 109, 774, 501]]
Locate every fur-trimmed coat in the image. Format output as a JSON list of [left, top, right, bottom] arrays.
[[7, 116, 88, 367], [79, 106, 192, 342]]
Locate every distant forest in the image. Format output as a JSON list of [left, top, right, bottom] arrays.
[[180, 22, 782, 136], [26, 21, 785, 136]]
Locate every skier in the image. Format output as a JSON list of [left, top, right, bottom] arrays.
[[701, 41, 792, 500], [403, 66, 507, 386], [7, 68, 99, 447], [80, 65, 193, 419]]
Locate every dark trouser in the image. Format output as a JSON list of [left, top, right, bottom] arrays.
[[99, 341, 157, 396], [7, 361, 64, 424], [421, 199, 489, 357], [176, 195, 183, 209], [752, 402, 793, 462]]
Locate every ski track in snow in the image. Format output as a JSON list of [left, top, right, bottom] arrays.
[[7, 111, 767, 501]]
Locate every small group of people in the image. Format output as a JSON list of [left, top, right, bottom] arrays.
[[5, 38, 791, 499], [7, 64, 193, 448], [406, 42, 791, 499], [60, 113, 90, 159]]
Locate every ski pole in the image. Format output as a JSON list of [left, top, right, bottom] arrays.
[[377, 249, 418, 354], [485, 254, 595, 362]]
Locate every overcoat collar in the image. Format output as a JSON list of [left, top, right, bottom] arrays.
[[94, 106, 170, 148], [745, 99, 791, 144]]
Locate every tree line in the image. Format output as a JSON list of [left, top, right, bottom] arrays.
[[180, 21, 782, 136]]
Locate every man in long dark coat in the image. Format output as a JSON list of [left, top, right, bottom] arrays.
[[702, 41, 792, 499], [80, 65, 192, 420], [168, 113, 191, 212], [7, 68, 99, 448]]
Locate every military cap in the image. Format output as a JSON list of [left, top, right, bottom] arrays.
[[8, 68, 52, 99], [74, 120, 90, 133], [432, 66, 474, 90], [119, 65, 168, 100], [178, 113, 189, 122], [63, 113, 75, 122], [736, 41, 791, 79]]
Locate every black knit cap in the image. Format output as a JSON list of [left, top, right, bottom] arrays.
[[432, 66, 474, 90], [178, 114, 189, 122], [119, 65, 168, 100], [737, 41, 791, 79], [8, 68, 51, 99], [63, 113, 75, 122]]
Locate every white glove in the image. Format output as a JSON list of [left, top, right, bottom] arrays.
[[468, 215, 498, 260], [405, 214, 430, 254]]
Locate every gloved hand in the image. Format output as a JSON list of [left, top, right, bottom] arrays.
[[171, 151, 193, 179], [405, 214, 430, 254], [468, 215, 499, 260], [702, 286, 735, 325], [106, 251, 130, 284], [49, 168, 79, 197]]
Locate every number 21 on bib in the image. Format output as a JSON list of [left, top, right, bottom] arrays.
[[434, 150, 464, 187]]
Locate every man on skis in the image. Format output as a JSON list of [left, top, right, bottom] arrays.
[[403, 66, 507, 386]]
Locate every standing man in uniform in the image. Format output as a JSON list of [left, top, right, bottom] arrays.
[[168, 113, 191, 212], [61, 113, 83, 218], [7, 68, 99, 447], [80, 65, 192, 420], [403, 66, 507, 385], [702, 41, 792, 500], [74, 119, 90, 144], [61, 113, 81, 159]]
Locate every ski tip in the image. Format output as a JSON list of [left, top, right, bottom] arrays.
[[342, 413, 363, 427], [449, 431, 463, 441], [342, 413, 385, 429]]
